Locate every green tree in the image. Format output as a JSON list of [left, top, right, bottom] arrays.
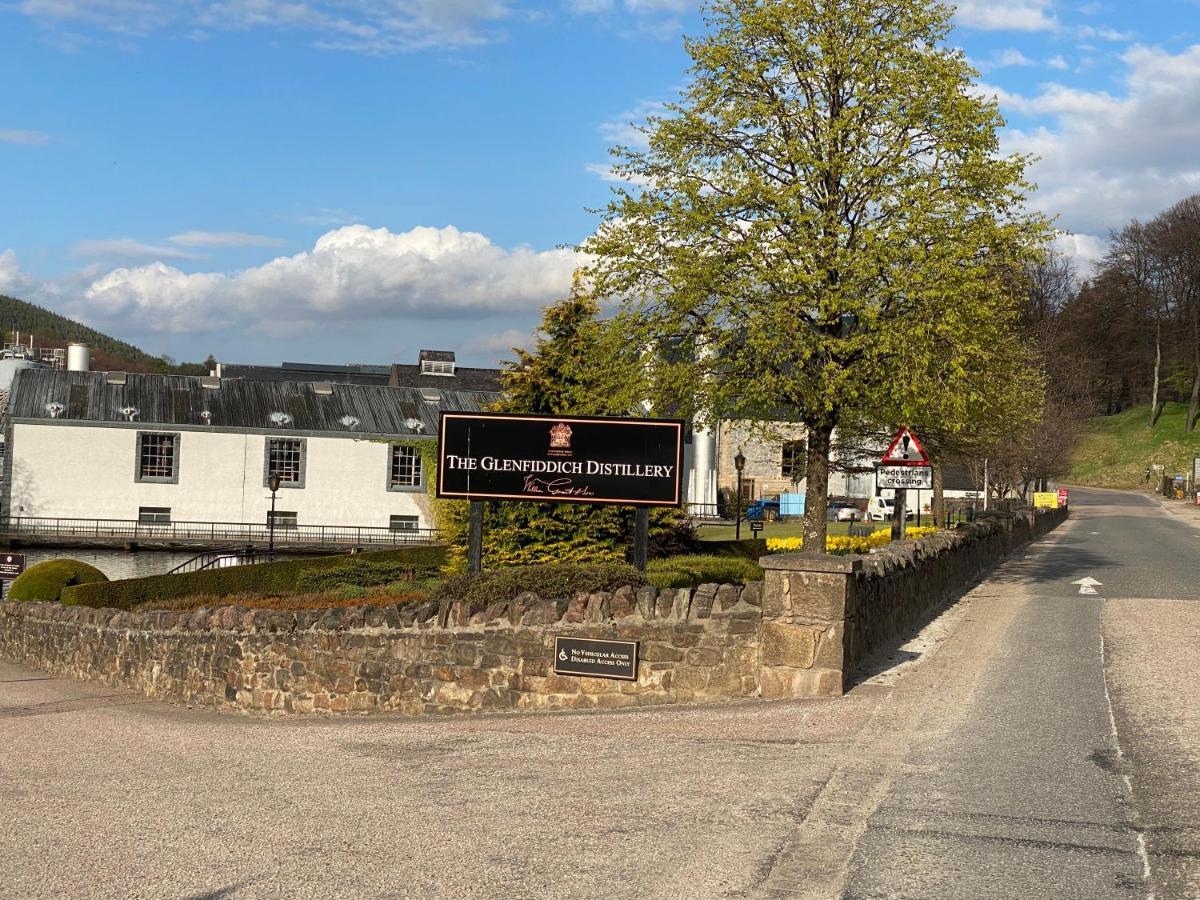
[[584, 0, 1049, 549]]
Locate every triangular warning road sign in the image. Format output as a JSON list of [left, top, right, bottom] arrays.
[[881, 428, 929, 466]]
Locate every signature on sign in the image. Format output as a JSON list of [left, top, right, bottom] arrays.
[[522, 475, 596, 498]]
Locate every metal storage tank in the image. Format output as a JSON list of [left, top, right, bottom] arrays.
[[67, 343, 90, 372]]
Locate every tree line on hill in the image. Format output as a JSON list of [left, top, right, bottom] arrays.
[[0, 293, 214, 375]]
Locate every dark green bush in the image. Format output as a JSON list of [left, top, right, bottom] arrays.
[[432, 561, 643, 613], [295, 558, 439, 593], [8, 559, 108, 602], [690, 539, 768, 560], [644, 555, 763, 590], [60, 545, 447, 610]]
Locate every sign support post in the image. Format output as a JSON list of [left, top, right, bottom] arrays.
[[892, 488, 907, 540], [634, 507, 649, 572], [467, 501, 484, 575]]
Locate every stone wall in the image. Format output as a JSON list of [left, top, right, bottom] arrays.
[[0, 508, 1067, 714], [758, 508, 1069, 698], [0, 583, 763, 715]]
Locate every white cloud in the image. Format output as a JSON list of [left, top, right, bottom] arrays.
[[1052, 232, 1105, 276], [0, 250, 37, 297], [1076, 24, 1135, 42], [168, 230, 285, 248], [72, 224, 581, 333], [996, 44, 1200, 238], [460, 327, 534, 360], [286, 207, 362, 227], [18, 0, 510, 53], [0, 129, 52, 145], [977, 48, 1035, 71], [70, 238, 205, 261], [954, 0, 1058, 32], [1046, 54, 1069, 70]]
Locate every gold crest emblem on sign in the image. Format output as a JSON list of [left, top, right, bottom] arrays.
[[549, 422, 573, 450]]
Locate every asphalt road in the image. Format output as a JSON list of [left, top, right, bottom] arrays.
[[1, 486, 1197, 899]]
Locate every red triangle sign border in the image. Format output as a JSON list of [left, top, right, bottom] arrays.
[[881, 428, 930, 466]]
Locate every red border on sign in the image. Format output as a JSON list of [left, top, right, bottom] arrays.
[[880, 428, 930, 467]]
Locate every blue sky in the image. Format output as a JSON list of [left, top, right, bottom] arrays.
[[2, 0, 1199, 368]]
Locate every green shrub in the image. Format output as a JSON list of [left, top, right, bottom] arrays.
[[8, 559, 108, 602], [690, 539, 767, 560], [432, 561, 643, 613], [644, 555, 763, 590], [295, 558, 439, 593], [61, 545, 447, 610]]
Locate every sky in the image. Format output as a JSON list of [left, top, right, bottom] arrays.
[[2, 0, 1199, 369]]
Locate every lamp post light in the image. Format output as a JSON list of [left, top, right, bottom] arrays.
[[267, 473, 281, 559], [734, 451, 746, 540]]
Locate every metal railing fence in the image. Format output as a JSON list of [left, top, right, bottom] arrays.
[[3, 516, 442, 548]]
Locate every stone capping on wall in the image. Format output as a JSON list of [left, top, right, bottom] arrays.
[[0, 507, 1068, 715]]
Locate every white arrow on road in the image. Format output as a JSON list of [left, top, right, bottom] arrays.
[[1072, 576, 1103, 595]]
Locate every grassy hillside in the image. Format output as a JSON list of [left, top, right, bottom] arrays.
[[1069, 402, 1200, 488]]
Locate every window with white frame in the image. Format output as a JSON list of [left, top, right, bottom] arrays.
[[136, 432, 180, 483], [389, 444, 422, 490], [265, 438, 305, 488], [389, 514, 419, 532]]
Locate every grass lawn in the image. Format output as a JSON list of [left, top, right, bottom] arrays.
[[1069, 401, 1200, 489]]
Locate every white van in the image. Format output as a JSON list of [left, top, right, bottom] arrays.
[[867, 496, 914, 521]]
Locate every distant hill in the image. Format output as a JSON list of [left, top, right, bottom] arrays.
[[0, 294, 208, 374], [1068, 402, 1200, 489]]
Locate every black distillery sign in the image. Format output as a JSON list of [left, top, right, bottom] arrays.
[[0, 553, 25, 579], [437, 412, 684, 507], [553, 636, 639, 681]]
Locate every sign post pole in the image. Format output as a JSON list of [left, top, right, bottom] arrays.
[[892, 488, 907, 540], [634, 507, 649, 573], [467, 501, 484, 575]]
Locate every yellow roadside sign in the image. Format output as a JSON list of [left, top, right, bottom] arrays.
[[1033, 492, 1059, 509]]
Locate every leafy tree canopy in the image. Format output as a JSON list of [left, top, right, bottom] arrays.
[[584, 0, 1050, 547]]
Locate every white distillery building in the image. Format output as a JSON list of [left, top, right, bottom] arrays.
[[2, 369, 494, 536]]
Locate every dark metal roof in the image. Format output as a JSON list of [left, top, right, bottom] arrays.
[[418, 349, 455, 363], [219, 363, 389, 386], [388, 364, 502, 393], [6, 369, 498, 436]]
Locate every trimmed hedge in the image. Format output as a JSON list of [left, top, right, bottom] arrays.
[[295, 558, 438, 594], [60, 545, 447, 610], [432, 561, 643, 613], [9, 559, 108, 602], [645, 555, 763, 590], [693, 539, 768, 560]]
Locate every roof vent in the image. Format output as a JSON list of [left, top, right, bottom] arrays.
[[121, 406, 139, 422], [420, 388, 440, 403], [200, 375, 221, 390], [106, 372, 127, 386], [313, 381, 334, 395], [269, 411, 293, 426], [339, 415, 360, 430], [45, 402, 64, 419], [404, 417, 426, 433]]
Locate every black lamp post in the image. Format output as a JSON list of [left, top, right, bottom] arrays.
[[734, 451, 746, 540], [267, 473, 281, 559]]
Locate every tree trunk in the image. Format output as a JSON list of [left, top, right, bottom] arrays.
[[802, 421, 833, 553], [931, 462, 945, 526], [1150, 319, 1163, 428], [1188, 304, 1199, 432]]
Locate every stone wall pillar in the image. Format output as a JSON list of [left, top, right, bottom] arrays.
[[757, 552, 862, 698]]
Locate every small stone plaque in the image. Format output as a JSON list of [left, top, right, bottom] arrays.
[[553, 636, 639, 681], [0, 553, 26, 579]]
